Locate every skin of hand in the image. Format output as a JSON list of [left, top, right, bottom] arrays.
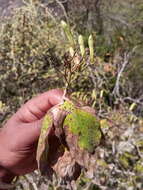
[[0, 89, 63, 179]]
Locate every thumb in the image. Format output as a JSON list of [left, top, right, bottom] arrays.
[[13, 89, 64, 123], [1, 119, 42, 151], [16, 120, 43, 149]]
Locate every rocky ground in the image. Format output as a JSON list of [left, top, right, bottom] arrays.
[[0, 0, 23, 17], [0, 0, 68, 17]]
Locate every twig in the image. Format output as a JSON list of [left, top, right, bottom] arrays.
[[112, 47, 137, 97], [123, 97, 143, 106], [88, 66, 97, 89], [39, 2, 58, 25], [56, 0, 68, 22], [87, 58, 97, 89], [105, 14, 132, 28], [23, 175, 38, 190]]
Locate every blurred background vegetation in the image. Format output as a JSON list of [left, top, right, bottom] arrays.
[[0, 0, 143, 189]]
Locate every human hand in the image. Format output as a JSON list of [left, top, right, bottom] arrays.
[[0, 89, 63, 179]]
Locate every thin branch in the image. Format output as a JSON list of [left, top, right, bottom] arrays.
[[123, 97, 143, 106], [87, 59, 97, 89], [56, 0, 68, 22], [112, 46, 137, 97], [104, 14, 133, 28], [23, 175, 38, 190], [112, 53, 129, 97]]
